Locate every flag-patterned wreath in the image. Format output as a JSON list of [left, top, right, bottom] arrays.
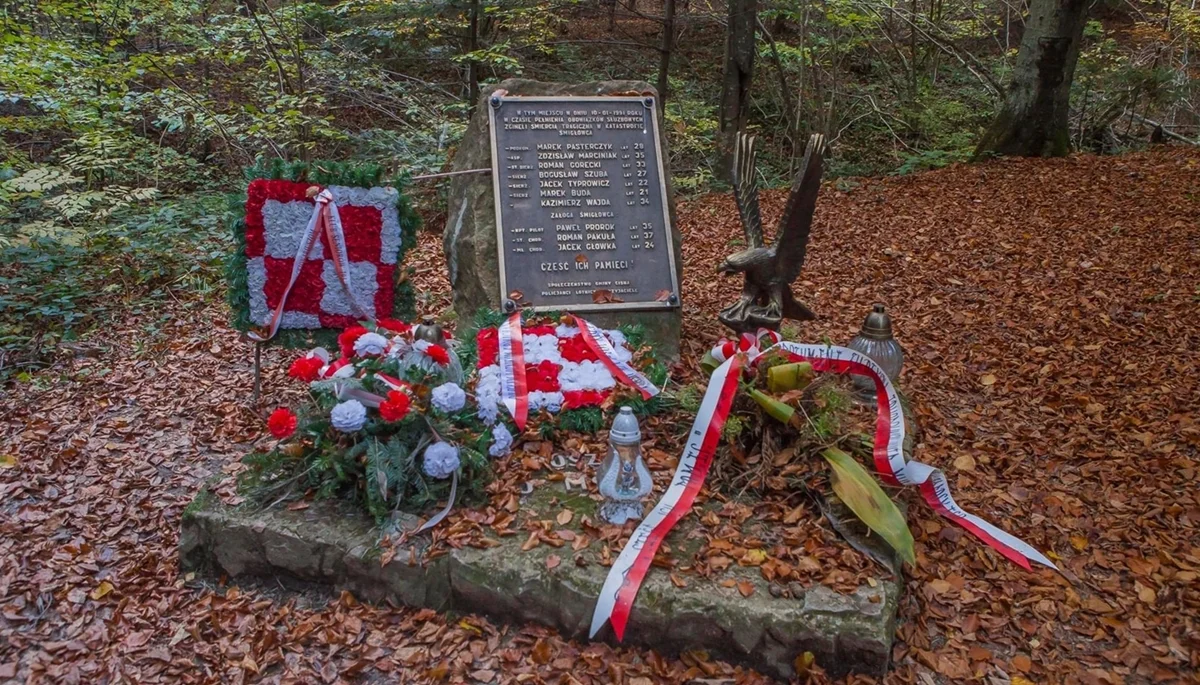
[[228, 162, 418, 345], [470, 314, 667, 431]]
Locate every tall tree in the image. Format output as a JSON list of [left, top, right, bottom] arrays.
[[656, 0, 677, 114], [718, 0, 757, 179], [974, 0, 1092, 158]]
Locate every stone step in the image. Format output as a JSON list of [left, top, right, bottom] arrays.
[[180, 492, 899, 680]]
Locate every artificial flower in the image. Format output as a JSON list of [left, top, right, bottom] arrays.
[[525, 324, 556, 337], [330, 399, 367, 432], [376, 318, 411, 335], [431, 382, 467, 413], [526, 360, 562, 393], [377, 391, 411, 422], [560, 334, 600, 363], [489, 423, 514, 457], [267, 407, 298, 439], [476, 328, 499, 368], [288, 355, 323, 382], [563, 389, 610, 409], [423, 441, 460, 479], [338, 326, 369, 359], [416, 340, 450, 366], [386, 336, 411, 359], [353, 331, 389, 357]]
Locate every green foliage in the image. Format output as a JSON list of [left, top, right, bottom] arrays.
[[0, 194, 227, 376]]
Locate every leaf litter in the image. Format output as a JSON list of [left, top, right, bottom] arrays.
[[1, 148, 1198, 682]]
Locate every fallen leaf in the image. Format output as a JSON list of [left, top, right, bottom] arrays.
[[556, 510, 573, 526], [89, 580, 113, 600], [546, 554, 561, 570], [980, 374, 996, 386]]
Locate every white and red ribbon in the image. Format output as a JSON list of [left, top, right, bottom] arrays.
[[589, 339, 1055, 641], [589, 352, 743, 641], [497, 312, 528, 430], [249, 188, 371, 342], [771, 341, 1056, 572], [573, 315, 660, 401]]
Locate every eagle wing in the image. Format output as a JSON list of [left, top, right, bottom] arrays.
[[774, 133, 826, 284], [731, 132, 764, 249]]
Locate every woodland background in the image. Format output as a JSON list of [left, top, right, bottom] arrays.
[[1, 0, 1198, 376]]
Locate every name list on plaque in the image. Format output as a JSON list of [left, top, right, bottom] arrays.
[[488, 95, 679, 312]]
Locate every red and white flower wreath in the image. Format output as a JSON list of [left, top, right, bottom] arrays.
[[473, 323, 638, 423], [243, 179, 403, 332]]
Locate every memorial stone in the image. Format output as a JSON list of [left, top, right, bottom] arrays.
[[444, 79, 683, 357]]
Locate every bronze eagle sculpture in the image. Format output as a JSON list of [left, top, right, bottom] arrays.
[[718, 132, 827, 335]]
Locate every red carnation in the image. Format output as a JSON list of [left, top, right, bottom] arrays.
[[477, 328, 499, 368], [424, 343, 450, 366], [376, 318, 411, 335], [562, 389, 609, 409], [378, 391, 411, 422], [560, 335, 600, 363], [526, 360, 562, 392], [338, 325, 369, 359], [267, 408, 298, 439], [288, 355, 324, 382], [525, 325, 556, 337]]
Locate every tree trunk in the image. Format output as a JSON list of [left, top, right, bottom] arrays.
[[657, 0, 677, 115], [973, 0, 1090, 158], [718, 0, 757, 181], [466, 0, 480, 113]]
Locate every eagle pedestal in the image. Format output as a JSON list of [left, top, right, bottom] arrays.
[[718, 133, 827, 336]]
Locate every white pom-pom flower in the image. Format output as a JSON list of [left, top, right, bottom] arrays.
[[489, 423, 514, 457], [386, 336, 411, 358], [431, 382, 467, 413], [330, 399, 367, 433], [353, 332, 389, 357], [423, 441, 461, 479]]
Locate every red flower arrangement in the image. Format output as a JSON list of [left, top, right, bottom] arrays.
[[476, 328, 499, 367], [563, 389, 610, 410], [267, 407, 298, 439], [288, 355, 324, 382], [526, 360, 562, 392], [560, 335, 601, 363], [241, 179, 402, 332], [378, 391, 412, 422]]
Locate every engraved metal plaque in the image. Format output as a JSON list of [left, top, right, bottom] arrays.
[[488, 95, 680, 313]]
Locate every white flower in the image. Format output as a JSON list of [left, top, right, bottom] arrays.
[[330, 399, 367, 432], [475, 365, 503, 425], [353, 332, 389, 357], [423, 441, 460, 479], [386, 336, 411, 358], [308, 347, 331, 363], [605, 329, 628, 348], [431, 382, 467, 413], [555, 324, 580, 338], [489, 423, 514, 457]]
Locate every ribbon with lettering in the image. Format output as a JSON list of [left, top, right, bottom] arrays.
[[771, 341, 1056, 572], [572, 314, 660, 400], [589, 352, 743, 641], [249, 188, 371, 342], [497, 312, 529, 430]]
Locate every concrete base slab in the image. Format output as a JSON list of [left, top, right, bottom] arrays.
[[181, 490, 900, 680]]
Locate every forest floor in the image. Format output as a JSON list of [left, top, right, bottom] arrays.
[[1, 148, 1198, 684]]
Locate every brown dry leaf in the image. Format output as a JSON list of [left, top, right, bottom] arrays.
[[89, 580, 114, 600], [953, 454, 976, 471], [736, 581, 755, 598], [0, 454, 16, 469], [980, 373, 997, 386], [654, 289, 672, 302], [546, 554, 561, 570], [1011, 654, 1032, 673], [1070, 534, 1088, 551], [530, 638, 553, 665], [556, 510, 573, 526]]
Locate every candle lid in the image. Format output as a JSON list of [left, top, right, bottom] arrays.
[[859, 303, 894, 341], [609, 406, 641, 444]]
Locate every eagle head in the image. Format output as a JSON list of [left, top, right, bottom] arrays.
[[719, 248, 764, 276]]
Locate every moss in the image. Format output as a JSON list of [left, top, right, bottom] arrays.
[[183, 487, 217, 521]]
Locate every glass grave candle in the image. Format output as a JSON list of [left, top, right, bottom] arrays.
[[596, 407, 653, 525]]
